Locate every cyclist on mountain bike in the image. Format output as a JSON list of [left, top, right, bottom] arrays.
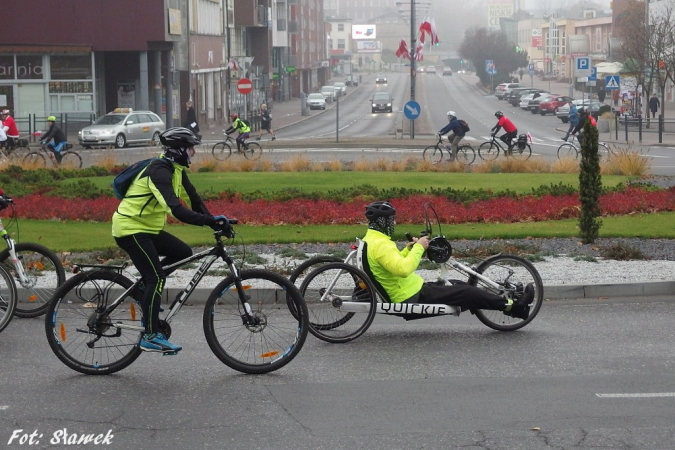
[[491, 111, 518, 151], [438, 111, 464, 161], [112, 127, 228, 354], [362, 201, 534, 319], [225, 113, 251, 151], [39, 116, 68, 161]]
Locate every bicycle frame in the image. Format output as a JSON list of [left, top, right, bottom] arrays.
[[0, 216, 32, 289]]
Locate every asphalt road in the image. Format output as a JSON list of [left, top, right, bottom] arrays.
[[2, 298, 675, 449]]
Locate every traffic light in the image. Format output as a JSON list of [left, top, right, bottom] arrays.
[[460, 59, 463, 64], [435, 42, 440, 46], [515, 45, 521, 52]]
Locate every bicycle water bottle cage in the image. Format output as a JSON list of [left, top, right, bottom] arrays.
[[427, 236, 452, 263]]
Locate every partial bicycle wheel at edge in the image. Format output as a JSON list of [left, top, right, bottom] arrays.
[[0, 266, 17, 333], [203, 269, 308, 374], [299, 262, 378, 343], [0, 242, 66, 318], [45, 270, 143, 375], [212, 142, 233, 160], [468, 254, 543, 331]]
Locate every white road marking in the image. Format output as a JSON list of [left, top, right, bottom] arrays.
[[596, 392, 675, 398], [0, 405, 8, 410]]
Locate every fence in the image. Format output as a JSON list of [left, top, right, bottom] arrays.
[[609, 115, 675, 144], [13, 113, 96, 143]]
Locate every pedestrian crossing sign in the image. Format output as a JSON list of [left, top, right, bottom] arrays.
[[605, 75, 620, 90]]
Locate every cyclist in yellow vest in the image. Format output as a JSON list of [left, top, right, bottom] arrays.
[[225, 113, 251, 151]]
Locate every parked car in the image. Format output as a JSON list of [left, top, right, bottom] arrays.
[[376, 73, 387, 84], [306, 93, 326, 110], [320, 86, 335, 102], [345, 75, 359, 86], [527, 93, 554, 114], [506, 88, 548, 106], [78, 108, 165, 149], [371, 92, 393, 113], [557, 100, 605, 122], [495, 82, 524, 99], [442, 67, 453, 76], [502, 82, 525, 99], [426, 66, 436, 74], [538, 95, 573, 116], [519, 93, 537, 110], [334, 82, 347, 96]]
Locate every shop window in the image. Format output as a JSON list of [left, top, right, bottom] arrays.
[[16, 55, 43, 80], [50, 54, 92, 80], [0, 55, 15, 80]]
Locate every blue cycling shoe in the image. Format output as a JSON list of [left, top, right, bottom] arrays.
[[140, 332, 182, 353]]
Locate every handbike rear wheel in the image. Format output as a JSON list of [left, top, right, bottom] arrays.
[[45, 270, 143, 375], [203, 269, 308, 374], [299, 262, 378, 343], [289, 256, 344, 287], [468, 254, 543, 331], [0, 266, 17, 333]]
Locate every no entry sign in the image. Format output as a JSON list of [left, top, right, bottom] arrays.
[[237, 78, 253, 94]]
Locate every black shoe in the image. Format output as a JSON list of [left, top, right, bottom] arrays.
[[256, 137, 261, 141], [561, 137, 567, 141], [506, 304, 530, 320], [515, 283, 535, 306], [271, 136, 276, 141]]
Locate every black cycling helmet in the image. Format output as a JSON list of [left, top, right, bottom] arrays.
[[160, 127, 200, 166], [364, 201, 396, 221], [495, 111, 504, 118]]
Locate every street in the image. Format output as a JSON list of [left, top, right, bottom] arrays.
[[2, 299, 675, 449]]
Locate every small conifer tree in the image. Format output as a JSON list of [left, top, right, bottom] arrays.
[[578, 116, 602, 243]]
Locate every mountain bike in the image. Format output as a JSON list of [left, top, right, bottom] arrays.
[[212, 133, 262, 161], [44, 219, 309, 375], [22, 143, 83, 168], [290, 203, 543, 343], [0, 194, 66, 318], [557, 134, 613, 160], [0, 136, 31, 161], [422, 135, 476, 165], [478, 134, 531, 161]]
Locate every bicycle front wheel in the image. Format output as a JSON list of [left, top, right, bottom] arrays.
[[468, 254, 544, 331], [457, 145, 476, 165], [510, 144, 531, 160], [557, 143, 578, 159], [422, 145, 443, 164], [299, 262, 378, 344], [203, 269, 308, 374], [478, 142, 500, 161], [212, 142, 233, 160], [243, 142, 262, 160], [0, 242, 66, 318], [0, 266, 17, 333], [22, 152, 46, 167], [45, 270, 143, 375], [59, 151, 83, 169]]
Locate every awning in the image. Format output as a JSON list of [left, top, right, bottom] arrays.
[[595, 62, 624, 75]]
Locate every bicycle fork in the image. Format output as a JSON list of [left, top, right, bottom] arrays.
[[0, 228, 32, 288]]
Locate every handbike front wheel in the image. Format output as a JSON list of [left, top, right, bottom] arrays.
[[0, 242, 66, 318], [243, 142, 262, 160], [212, 142, 233, 160], [203, 269, 308, 374], [45, 270, 143, 375], [478, 142, 500, 161], [468, 254, 544, 331], [299, 262, 378, 344], [0, 266, 17, 333]]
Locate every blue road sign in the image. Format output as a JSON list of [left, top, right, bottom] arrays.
[[485, 60, 493, 71], [403, 100, 421, 120], [575, 57, 591, 76], [605, 75, 620, 90], [589, 67, 597, 81], [528, 63, 534, 71]]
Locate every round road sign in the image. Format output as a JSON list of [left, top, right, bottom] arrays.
[[237, 78, 253, 94]]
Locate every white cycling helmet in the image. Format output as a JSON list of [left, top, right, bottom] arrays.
[[446, 111, 456, 117]]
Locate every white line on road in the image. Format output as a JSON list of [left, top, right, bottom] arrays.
[[0, 405, 8, 410], [596, 392, 675, 398]]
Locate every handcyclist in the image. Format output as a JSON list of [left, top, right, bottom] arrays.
[[112, 127, 228, 354], [438, 111, 464, 161], [362, 201, 534, 319], [39, 116, 68, 162], [225, 113, 251, 151], [491, 111, 518, 152]]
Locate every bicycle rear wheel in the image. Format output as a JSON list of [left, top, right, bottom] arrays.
[[557, 143, 578, 159], [22, 152, 46, 167], [0, 242, 66, 318], [0, 266, 17, 333], [422, 145, 443, 164], [203, 269, 308, 374], [478, 142, 500, 161], [299, 262, 378, 343], [59, 151, 82, 169], [212, 142, 233, 160], [468, 254, 543, 331], [243, 142, 262, 160], [457, 145, 476, 165], [510, 144, 531, 160], [598, 143, 613, 159], [45, 270, 143, 375]]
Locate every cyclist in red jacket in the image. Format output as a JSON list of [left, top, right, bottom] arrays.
[[0, 109, 20, 149], [491, 111, 518, 151]]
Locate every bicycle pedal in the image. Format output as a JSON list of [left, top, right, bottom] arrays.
[[162, 351, 180, 356]]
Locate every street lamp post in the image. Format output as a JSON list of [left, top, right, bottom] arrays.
[[409, 0, 416, 139]]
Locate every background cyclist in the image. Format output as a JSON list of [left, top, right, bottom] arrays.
[[0, 109, 20, 149], [491, 111, 518, 152], [39, 116, 68, 161], [438, 110, 464, 161], [225, 113, 251, 151], [569, 110, 597, 146], [362, 201, 534, 320], [112, 127, 227, 354]]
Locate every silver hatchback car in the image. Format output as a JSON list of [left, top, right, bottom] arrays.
[[79, 108, 165, 148]]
